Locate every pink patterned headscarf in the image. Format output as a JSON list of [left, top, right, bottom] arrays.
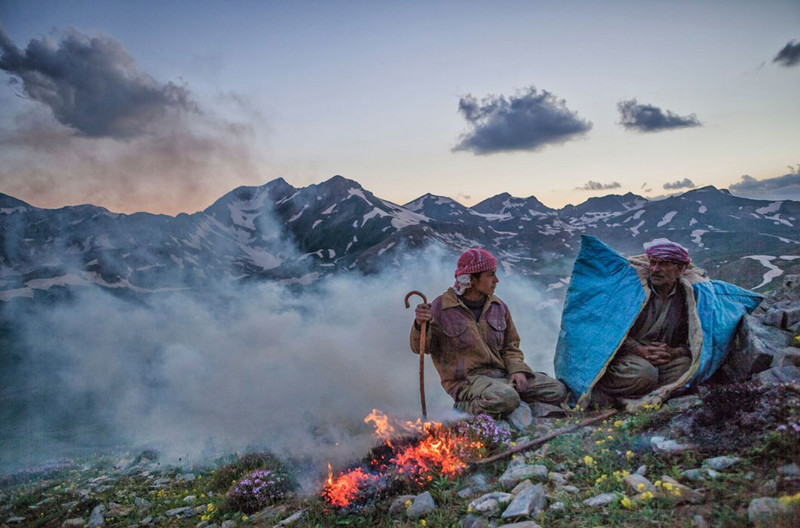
[[644, 238, 691, 264], [453, 248, 497, 295]]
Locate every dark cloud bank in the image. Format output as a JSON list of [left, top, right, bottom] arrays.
[[453, 86, 592, 155], [773, 39, 800, 67], [617, 98, 701, 133], [0, 23, 260, 215], [728, 168, 800, 201]]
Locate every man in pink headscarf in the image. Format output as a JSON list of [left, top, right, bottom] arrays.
[[410, 248, 568, 417], [595, 238, 695, 400]]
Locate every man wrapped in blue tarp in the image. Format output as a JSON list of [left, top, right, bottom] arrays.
[[554, 235, 763, 412]]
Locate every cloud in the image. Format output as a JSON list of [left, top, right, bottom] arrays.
[[574, 180, 621, 191], [0, 25, 266, 215], [773, 39, 800, 67], [0, 23, 195, 138], [453, 86, 592, 155], [728, 168, 800, 201], [663, 178, 696, 190], [617, 98, 701, 132]]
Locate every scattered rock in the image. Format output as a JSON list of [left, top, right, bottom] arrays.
[[756, 366, 800, 385], [651, 436, 695, 455], [62, 519, 85, 528], [702, 456, 742, 471], [561, 485, 580, 494], [582, 492, 619, 507], [635, 465, 648, 476], [501, 484, 546, 520], [724, 314, 792, 381], [469, 492, 513, 517], [6, 517, 26, 524], [499, 522, 541, 528], [88, 504, 106, 528], [508, 403, 534, 430], [692, 513, 708, 528], [777, 463, 800, 477], [460, 513, 490, 528], [389, 495, 416, 515], [183, 495, 196, 504], [165, 506, 194, 517], [658, 475, 704, 504], [771, 347, 800, 368], [666, 395, 702, 411], [408, 491, 436, 519], [623, 474, 656, 494], [499, 463, 548, 489], [273, 509, 306, 527], [747, 497, 788, 525], [682, 469, 705, 481], [549, 501, 565, 511]]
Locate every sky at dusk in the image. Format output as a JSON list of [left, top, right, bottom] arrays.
[[1, 0, 799, 216]]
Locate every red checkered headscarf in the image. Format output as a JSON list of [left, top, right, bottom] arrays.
[[644, 238, 690, 264], [453, 248, 497, 295]]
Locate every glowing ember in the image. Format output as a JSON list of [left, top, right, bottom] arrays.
[[322, 464, 379, 508], [323, 411, 508, 507]]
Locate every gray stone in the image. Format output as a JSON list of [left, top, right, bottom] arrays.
[[561, 485, 580, 494], [6, 517, 26, 524], [705, 469, 722, 479], [692, 514, 708, 528], [499, 522, 541, 528], [778, 462, 800, 476], [508, 402, 534, 430], [88, 505, 106, 528], [501, 484, 547, 520], [62, 519, 85, 528], [623, 474, 656, 494], [549, 472, 569, 486], [499, 464, 549, 489], [583, 492, 619, 507], [467, 473, 491, 493], [469, 492, 513, 517], [460, 514, 490, 528], [183, 495, 197, 504], [530, 402, 566, 418], [274, 509, 306, 527], [759, 479, 779, 495], [221, 521, 236, 528], [723, 314, 792, 381], [665, 395, 702, 410], [772, 347, 800, 368], [177, 473, 196, 482], [549, 501, 565, 511], [756, 366, 800, 385], [651, 436, 695, 455], [636, 465, 648, 476], [134, 497, 151, 509], [408, 491, 436, 519], [764, 306, 800, 331], [682, 469, 705, 481], [458, 487, 476, 499], [747, 497, 788, 524], [165, 506, 194, 517], [702, 456, 742, 471]]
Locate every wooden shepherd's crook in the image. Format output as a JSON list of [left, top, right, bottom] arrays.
[[404, 290, 428, 419]]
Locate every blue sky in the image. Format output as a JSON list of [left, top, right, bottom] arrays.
[[0, 0, 798, 215]]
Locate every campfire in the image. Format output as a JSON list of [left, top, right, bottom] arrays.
[[321, 410, 511, 508]]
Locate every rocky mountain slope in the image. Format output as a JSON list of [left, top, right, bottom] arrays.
[[1, 176, 799, 302]]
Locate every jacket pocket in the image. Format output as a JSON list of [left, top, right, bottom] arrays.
[[486, 309, 507, 349], [439, 310, 471, 349]]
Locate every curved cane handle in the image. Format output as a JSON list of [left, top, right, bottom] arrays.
[[404, 290, 428, 308]]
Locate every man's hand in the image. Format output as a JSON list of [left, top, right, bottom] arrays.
[[632, 342, 687, 366], [415, 303, 432, 327], [510, 372, 529, 393]]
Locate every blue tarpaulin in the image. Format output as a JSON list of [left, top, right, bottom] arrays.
[[554, 235, 762, 406]]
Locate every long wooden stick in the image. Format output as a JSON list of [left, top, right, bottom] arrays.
[[404, 290, 428, 419], [473, 408, 617, 466]]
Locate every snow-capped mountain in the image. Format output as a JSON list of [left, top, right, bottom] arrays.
[[1, 176, 799, 301]]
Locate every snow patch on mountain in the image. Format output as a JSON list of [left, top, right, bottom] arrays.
[[756, 202, 782, 215], [745, 255, 783, 289], [657, 211, 678, 227]]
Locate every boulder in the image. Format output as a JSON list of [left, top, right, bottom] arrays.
[[723, 315, 792, 381], [508, 403, 534, 430], [499, 464, 549, 489], [747, 497, 788, 525], [583, 493, 619, 507], [501, 484, 546, 520], [407, 491, 436, 519], [756, 366, 800, 385]]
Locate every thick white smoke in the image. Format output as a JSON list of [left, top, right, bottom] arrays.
[[2, 248, 564, 482]]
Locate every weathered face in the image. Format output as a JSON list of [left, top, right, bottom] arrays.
[[648, 257, 685, 290], [470, 269, 499, 297]]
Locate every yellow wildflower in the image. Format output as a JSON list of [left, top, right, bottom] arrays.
[[625, 450, 634, 460], [620, 496, 633, 509], [636, 483, 645, 491], [642, 491, 654, 501], [405, 499, 413, 508], [509, 441, 516, 447], [467, 506, 473, 513], [583, 455, 595, 466], [654, 480, 662, 487], [420, 521, 427, 527], [673, 489, 682, 496], [242, 515, 249, 521], [614, 420, 623, 428], [607, 435, 614, 440], [663, 482, 674, 491]]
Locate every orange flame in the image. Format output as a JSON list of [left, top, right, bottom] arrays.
[[322, 464, 378, 508]]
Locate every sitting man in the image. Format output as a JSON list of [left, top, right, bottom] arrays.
[[411, 248, 568, 417], [594, 239, 694, 399]]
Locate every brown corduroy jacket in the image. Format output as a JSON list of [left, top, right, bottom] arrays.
[[410, 288, 534, 398]]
